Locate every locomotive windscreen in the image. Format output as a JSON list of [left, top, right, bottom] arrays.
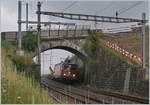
[[63, 64, 78, 70]]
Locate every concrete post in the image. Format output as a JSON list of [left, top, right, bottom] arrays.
[[141, 13, 148, 80], [142, 13, 146, 69], [17, 1, 24, 55], [123, 67, 131, 94]]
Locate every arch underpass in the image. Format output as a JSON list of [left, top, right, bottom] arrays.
[[40, 46, 87, 62], [38, 39, 87, 62], [34, 44, 87, 79]]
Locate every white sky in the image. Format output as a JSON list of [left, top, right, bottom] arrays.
[[1, 0, 149, 32]]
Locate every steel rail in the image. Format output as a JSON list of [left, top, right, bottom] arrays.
[[41, 75, 149, 104], [41, 79, 103, 104], [41, 84, 62, 103], [41, 81, 85, 103], [41, 77, 108, 104], [82, 86, 149, 104]]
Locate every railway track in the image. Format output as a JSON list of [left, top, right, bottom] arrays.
[[80, 86, 149, 104], [41, 75, 149, 104], [41, 77, 105, 104]]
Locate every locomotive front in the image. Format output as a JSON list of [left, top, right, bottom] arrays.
[[62, 64, 79, 80]]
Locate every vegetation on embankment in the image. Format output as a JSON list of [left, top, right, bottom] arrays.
[[82, 30, 148, 97], [98, 38, 141, 68], [1, 40, 55, 104], [82, 30, 99, 83], [22, 31, 37, 52], [97, 33, 143, 67], [2, 32, 39, 81], [83, 30, 141, 72], [11, 52, 39, 81]]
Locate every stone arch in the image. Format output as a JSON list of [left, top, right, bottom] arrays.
[[39, 40, 87, 62], [40, 46, 87, 62]]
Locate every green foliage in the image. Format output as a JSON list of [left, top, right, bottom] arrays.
[[1, 39, 12, 53], [1, 39, 54, 103], [2, 39, 39, 81], [11, 55, 26, 72], [86, 59, 97, 73], [1, 39, 38, 81], [22, 32, 37, 52], [82, 30, 99, 73], [83, 30, 99, 58], [28, 63, 39, 81], [11, 54, 39, 81], [1, 52, 54, 104]]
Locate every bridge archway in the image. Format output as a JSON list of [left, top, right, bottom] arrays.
[[40, 46, 87, 62], [39, 46, 87, 80]]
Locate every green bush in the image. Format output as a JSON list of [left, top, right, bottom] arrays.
[[1, 39, 12, 53], [82, 30, 99, 73], [22, 32, 37, 52], [11, 55, 39, 81], [2, 39, 39, 81], [1, 52, 54, 104], [86, 59, 97, 73], [28, 63, 39, 81], [11, 55, 26, 72]]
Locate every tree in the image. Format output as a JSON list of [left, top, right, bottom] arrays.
[[82, 30, 99, 72], [22, 32, 37, 52]]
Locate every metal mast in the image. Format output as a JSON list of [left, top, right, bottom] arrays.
[[37, 1, 41, 80], [26, 3, 28, 31], [17, 1, 22, 54]]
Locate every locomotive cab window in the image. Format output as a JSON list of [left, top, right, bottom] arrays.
[[64, 65, 69, 69], [70, 65, 77, 70], [63, 64, 78, 71]]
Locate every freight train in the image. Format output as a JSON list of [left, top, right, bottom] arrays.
[[49, 62, 80, 81]]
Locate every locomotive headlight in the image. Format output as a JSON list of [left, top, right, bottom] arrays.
[[63, 73, 66, 76], [73, 74, 76, 77]]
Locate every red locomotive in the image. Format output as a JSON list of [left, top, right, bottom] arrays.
[[49, 61, 80, 81]]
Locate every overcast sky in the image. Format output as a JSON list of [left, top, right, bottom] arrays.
[[1, 0, 149, 32]]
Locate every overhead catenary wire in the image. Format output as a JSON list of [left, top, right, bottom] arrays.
[[95, 1, 115, 28], [95, 1, 114, 14], [109, 1, 144, 33], [98, 1, 143, 31], [61, 1, 78, 13], [48, 1, 78, 22], [46, 1, 78, 38], [118, 1, 143, 15]]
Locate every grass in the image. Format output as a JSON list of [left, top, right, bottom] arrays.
[[1, 48, 55, 104]]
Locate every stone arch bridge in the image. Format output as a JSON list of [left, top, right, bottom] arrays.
[[2, 27, 93, 62], [38, 28, 91, 62]]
